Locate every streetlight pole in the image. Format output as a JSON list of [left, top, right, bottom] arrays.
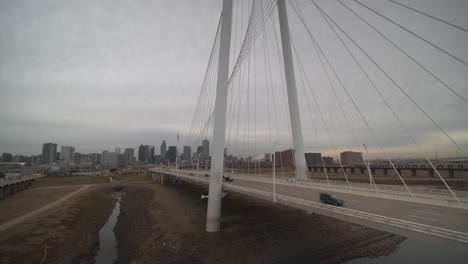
[[197, 153, 201, 182], [363, 144, 371, 185], [273, 141, 277, 203]]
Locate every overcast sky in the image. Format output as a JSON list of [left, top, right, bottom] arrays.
[[0, 0, 467, 159]]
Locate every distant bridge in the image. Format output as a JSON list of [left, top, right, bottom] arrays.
[[0, 175, 41, 200]]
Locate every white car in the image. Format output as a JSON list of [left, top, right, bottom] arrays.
[[286, 177, 296, 182]]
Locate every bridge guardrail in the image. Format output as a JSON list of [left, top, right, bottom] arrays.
[[230, 174, 468, 202], [223, 183, 468, 244]]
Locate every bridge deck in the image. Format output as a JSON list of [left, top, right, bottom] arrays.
[[154, 169, 468, 244], [230, 178, 468, 233]]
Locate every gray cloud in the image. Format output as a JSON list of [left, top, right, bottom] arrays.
[[0, 0, 467, 160]]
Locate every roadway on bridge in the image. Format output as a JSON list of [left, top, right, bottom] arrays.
[[227, 178, 468, 233]]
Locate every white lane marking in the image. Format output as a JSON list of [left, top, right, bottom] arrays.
[[414, 210, 444, 217], [406, 214, 436, 222]]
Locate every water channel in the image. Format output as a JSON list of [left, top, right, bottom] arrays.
[[95, 196, 121, 264]]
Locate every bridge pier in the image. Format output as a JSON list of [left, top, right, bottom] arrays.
[[449, 170, 455, 178], [428, 169, 434, 177], [2, 186, 8, 198]]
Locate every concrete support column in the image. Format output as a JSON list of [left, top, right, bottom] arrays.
[[449, 170, 455, 178], [428, 169, 434, 177], [206, 0, 232, 233], [277, 0, 308, 180]]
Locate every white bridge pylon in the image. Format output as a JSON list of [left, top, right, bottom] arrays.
[[206, 0, 308, 232]]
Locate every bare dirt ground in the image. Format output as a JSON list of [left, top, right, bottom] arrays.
[[0, 185, 80, 224], [0, 180, 405, 264], [0, 185, 117, 264], [115, 182, 405, 264]]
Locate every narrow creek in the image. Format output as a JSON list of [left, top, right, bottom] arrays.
[[95, 196, 121, 264]]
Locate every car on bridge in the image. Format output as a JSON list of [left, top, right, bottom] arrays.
[[223, 176, 234, 182], [286, 177, 296, 182], [320, 193, 344, 206]]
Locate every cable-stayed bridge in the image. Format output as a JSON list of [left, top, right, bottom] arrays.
[[157, 0, 468, 244]]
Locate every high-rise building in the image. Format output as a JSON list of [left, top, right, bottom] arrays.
[[264, 153, 271, 162], [118, 154, 128, 167], [167, 146, 177, 162], [124, 148, 135, 165], [41, 143, 57, 164], [115, 147, 121, 154], [144, 145, 150, 163], [274, 149, 295, 167], [154, 154, 161, 163], [202, 139, 209, 160], [1, 153, 12, 162], [305, 152, 322, 166], [102, 151, 118, 167], [183, 146, 191, 161], [322, 156, 334, 165], [196, 146, 203, 157], [138, 145, 145, 163], [74, 152, 82, 164], [340, 151, 364, 165], [60, 146, 75, 166], [149, 145, 155, 163], [160, 140, 167, 160]]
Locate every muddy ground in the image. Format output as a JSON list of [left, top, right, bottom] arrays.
[[0, 186, 80, 224], [0, 186, 117, 264], [0, 181, 405, 264], [115, 182, 404, 264]]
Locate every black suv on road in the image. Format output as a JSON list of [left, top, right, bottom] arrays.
[[320, 193, 344, 206]]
